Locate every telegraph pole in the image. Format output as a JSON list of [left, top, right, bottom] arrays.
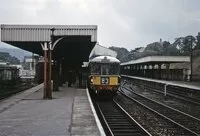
[[190, 36, 193, 82]]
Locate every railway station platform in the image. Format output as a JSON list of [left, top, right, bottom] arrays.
[[122, 74, 200, 90], [0, 83, 104, 136]]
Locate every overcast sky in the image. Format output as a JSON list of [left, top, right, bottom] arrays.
[[0, 0, 200, 50]]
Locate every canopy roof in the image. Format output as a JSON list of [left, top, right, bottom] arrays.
[[1, 24, 97, 62], [121, 56, 190, 66]]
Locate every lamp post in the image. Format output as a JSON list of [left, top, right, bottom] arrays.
[[46, 28, 55, 98], [50, 28, 55, 84]]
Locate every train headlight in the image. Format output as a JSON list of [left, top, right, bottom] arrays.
[[90, 78, 93, 83]]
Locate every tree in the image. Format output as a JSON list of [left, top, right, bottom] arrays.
[[183, 35, 196, 53], [195, 32, 200, 50], [173, 36, 197, 55], [140, 50, 159, 57], [161, 41, 171, 55], [145, 42, 162, 54], [109, 46, 131, 62]]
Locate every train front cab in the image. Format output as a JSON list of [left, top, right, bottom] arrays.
[[88, 58, 120, 95]]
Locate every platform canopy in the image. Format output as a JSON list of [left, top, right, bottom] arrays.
[[121, 56, 190, 66], [1, 24, 97, 62]]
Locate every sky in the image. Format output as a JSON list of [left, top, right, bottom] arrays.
[[0, 0, 200, 50]]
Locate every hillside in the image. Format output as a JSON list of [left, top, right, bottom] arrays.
[[108, 46, 131, 62], [0, 47, 31, 62]]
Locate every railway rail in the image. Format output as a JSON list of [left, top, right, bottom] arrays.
[[0, 83, 35, 101], [122, 77, 200, 106], [95, 99, 151, 136], [122, 79, 200, 119], [120, 86, 200, 136], [134, 82, 200, 105], [164, 85, 200, 105]]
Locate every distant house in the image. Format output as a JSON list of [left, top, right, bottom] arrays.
[[20, 56, 39, 78], [23, 56, 38, 71]]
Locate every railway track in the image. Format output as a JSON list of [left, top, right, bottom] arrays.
[[166, 85, 200, 105], [129, 80, 200, 105], [0, 84, 35, 101], [122, 80, 200, 119], [95, 100, 151, 136], [121, 86, 200, 135]]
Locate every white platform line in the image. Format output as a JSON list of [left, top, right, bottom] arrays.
[[86, 89, 106, 136]]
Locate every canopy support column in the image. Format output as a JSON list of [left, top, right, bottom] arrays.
[[48, 44, 52, 98], [41, 42, 52, 99]]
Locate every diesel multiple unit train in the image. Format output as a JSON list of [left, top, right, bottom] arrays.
[[88, 56, 120, 96], [34, 55, 121, 96]]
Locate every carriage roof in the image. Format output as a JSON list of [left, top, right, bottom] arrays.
[[89, 56, 120, 63]]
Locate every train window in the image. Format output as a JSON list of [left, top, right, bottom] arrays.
[[101, 64, 109, 75], [90, 63, 120, 75], [101, 63, 120, 75], [110, 64, 120, 75], [90, 63, 101, 75]]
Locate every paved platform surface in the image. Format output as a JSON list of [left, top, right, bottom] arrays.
[[71, 89, 102, 136], [0, 84, 102, 136]]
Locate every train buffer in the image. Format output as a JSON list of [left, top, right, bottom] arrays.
[[0, 83, 105, 136]]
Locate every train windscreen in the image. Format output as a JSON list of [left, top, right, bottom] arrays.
[[90, 63, 101, 75], [90, 63, 120, 75]]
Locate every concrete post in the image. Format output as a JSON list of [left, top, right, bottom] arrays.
[[158, 64, 162, 79], [146, 64, 149, 78], [141, 65, 144, 77], [166, 63, 170, 80], [136, 65, 139, 76], [132, 65, 135, 75], [130, 65, 133, 75], [151, 64, 155, 78]]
